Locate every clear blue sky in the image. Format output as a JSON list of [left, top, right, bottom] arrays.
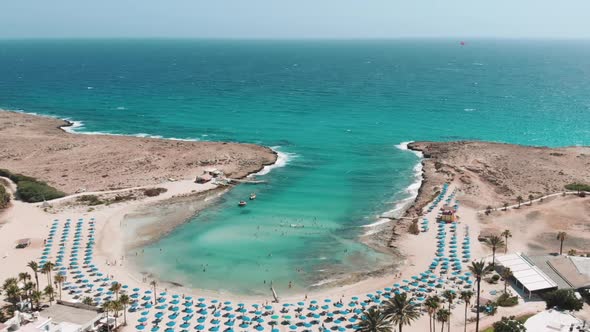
[[2, 0, 590, 39]]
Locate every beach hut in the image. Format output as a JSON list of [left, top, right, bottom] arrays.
[[438, 205, 457, 223]]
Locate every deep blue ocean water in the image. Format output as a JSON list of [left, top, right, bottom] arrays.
[[1, 39, 589, 295]]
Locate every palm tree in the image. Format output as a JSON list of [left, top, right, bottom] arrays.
[[54, 274, 65, 300], [516, 196, 523, 208], [27, 261, 40, 292], [424, 296, 440, 332], [501, 268, 512, 293], [23, 281, 35, 308], [469, 260, 494, 332], [502, 202, 508, 211], [103, 301, 113, 332], [500, 230, 512, 254], [557, 231, 567, 255], [441, 290, 456, 332], [31, 290, 42, 310], [357, 306, 392, 332], [2, 278, 21, 310], [486, 235, 504, 267], [41, 261, 55, 287], [459, 291, 473, 332], [18, 272, 31, 283], [382, 293, 420, 332], [150, 280, 157, 305], [436, 309, 450, 332], [110, 300, 123, 329], [119, 294, 130, 326], [110, 282, 122, 301], [44, 285, 55, 304], [82, 296, 94, 306], [528, 194, 534, 205]]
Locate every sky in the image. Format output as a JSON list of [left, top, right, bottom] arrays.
[[1, 0, 590, 39]]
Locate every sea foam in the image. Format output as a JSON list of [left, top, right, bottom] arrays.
[[251, 146, 297, 176], [363, 141, 423, 228]]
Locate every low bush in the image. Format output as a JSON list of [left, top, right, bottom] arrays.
[[144, 188, 167, 197], [492, 316, 526, 332], [17, 180, 65, 202], [0, 185, 10, 209], [492, 274, 500, 282], [543, 289, 584, 311], [565, 183, 590, 193], [496, 292, 519, 307], [77, 195, 104, 206], [0, 169, 65, 203]]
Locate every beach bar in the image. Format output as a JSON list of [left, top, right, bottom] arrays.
[[496, 253, 558, 298]]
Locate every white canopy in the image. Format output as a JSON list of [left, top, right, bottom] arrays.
[[497, 253, 557, 292]]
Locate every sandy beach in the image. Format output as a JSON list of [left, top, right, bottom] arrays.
[[2, 111, 590, 332]]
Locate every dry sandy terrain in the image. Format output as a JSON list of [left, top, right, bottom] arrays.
[[405, 141, 590, 216], [479, 194, 590, 255], [0, 110, 277, 194]]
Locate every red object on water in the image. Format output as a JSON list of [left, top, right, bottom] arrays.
[[460, 41, 465, 46]]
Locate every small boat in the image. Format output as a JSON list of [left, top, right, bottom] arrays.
[[238, 201, 247, 207], [249, 193, 257, 200]]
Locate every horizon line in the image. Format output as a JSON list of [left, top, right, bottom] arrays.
[[1, 36, 590, 41]]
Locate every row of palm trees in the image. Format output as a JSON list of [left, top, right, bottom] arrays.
[[1, 260, 68, 318], [358, 261, 495, 332]]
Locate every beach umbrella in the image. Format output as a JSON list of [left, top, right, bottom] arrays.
[[195, 325, 204, 331], [136, 325, 146, 330], [166, 321, 176, 327], [151, 327, 160, 332]]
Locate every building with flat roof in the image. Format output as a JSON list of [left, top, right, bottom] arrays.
[[497, 253, 590, 298]]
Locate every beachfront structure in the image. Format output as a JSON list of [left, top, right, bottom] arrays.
[[496, 253, 558, 298], [0, 304, 101, 332], [438, 205, 457, 223], [524, 309, 588, 332]]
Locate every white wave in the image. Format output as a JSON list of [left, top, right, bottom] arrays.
[[464, 108, 476, 112], [115, 106, 127, 110], [5, 108, 202, 141], [61, 120, 85, 133], [363, 141, 424, 228], [251, 146, 297, 177]]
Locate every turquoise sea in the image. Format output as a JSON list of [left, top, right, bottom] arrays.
[[1, 39, 590, 295]]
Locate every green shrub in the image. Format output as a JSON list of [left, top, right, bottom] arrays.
[[77, 195, 104, 206], [565, 183, 590, 192], [144, 188, 167, 197], [17, 181, 65, 203], [496, 292, 519, 307], [0, 169, 65, 203], [0, 185, 10, 209], [543, 289, 584, 311], [492, 316, 526, 332]]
